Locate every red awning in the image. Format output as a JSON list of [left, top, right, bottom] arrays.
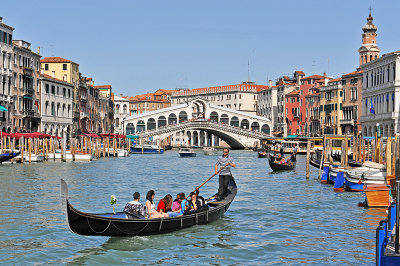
[[0, 132, 9, 137]]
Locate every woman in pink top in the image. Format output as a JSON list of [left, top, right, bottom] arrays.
[[168, 194, 182, 217]]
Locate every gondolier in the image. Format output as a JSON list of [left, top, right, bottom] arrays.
[[215, 148, 236, 201]]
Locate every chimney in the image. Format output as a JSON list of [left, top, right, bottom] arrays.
[[323, 72, 327, 77], [0, 17, 3, 23], [52, 71, 55, 78], [37, 46, 40, 55], [269, 80, 272, 87]]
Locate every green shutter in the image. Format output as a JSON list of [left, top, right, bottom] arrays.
[[340, 103, 342, 110], [340, 91, 343, 97]]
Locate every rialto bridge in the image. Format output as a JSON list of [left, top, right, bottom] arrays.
[[123, 97, 271, 149]]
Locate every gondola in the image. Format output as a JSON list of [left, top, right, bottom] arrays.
[[268, 154, 295, 171], [310, 157, 321, 169], [60, 178, 237, 236], [257, 151, 267, 158], [0, 151, 20, 163]]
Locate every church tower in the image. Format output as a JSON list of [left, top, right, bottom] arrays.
[[358, 10, 380, 66]]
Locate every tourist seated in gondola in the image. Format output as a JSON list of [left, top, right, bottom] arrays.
[[178, 192, 187, 215], [145, 190, 168, 218], [157, 194, 173, 214], [185, 192, 202, 213], [123, 192, 146, 219], [168, 194, 182, 217], [195, 189, 206, 207]]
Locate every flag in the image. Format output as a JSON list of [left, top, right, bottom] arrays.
[[370, 99, 375, 114]]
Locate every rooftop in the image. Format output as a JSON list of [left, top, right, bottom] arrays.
[[40, 57, 78, 65]]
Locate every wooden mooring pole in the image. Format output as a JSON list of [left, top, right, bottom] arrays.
[[306, 139, 311, 179]]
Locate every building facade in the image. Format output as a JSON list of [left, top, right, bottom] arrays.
[[284, 90, 300, 135], [128, 89, 173, 115], [360, 51, 400, 137], [40, 74, 73, 136], [40, 57, 80, 134], [113, 94, 130, 134], [0, 17, 14, 132], [320, 78, 344, 135], [171, 82, 268, 115], [12, 40, 41, 132], [95, 85, 113, 133], [340, 70, 363, 135]]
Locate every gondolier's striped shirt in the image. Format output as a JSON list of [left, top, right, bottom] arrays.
[[216, 156, 235, 175]]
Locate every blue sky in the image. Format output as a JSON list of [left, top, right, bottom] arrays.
[[2, 0, 399, 96]]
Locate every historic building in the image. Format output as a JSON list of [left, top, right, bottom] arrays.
[[299, 74, 328, 136], [40, 74, 73, 137], [0, 17, 14, 132], [320, 78, 344, 135], [359, 12, 380, 66], [113, 94, 130, 134], [360, 51, 400, 137], [171, 82, 268, 115], [274, 73, 302, 136], [128, 89, 173, 115], [284, 90, 300, 135], [95, 85, 114, 133], [340, 70, 363, 135], [40, 57, 80, 134], [12, 40, 41, 132]]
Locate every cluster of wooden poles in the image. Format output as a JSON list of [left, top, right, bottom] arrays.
[[0, 135, 132, 163], [305, 134, 400, 184]]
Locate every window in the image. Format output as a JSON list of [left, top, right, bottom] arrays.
[[45, 64, 49, 71], [51, 85, 55, 94], [45, 84, 49, 93], [63, 88, 66, 97], [63, 64, 67, 70]]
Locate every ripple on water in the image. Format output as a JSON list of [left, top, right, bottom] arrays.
[[0, 151, 384, 264]]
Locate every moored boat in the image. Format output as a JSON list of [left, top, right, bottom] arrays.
[[60, 178, 237, 236], [0, 151, 21, 163], [345, 161, 386, 192], [179, 147, 196, 157], [130, 144, 164, 154]]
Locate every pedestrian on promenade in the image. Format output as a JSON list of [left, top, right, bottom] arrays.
[[214, 148, 236, 201]]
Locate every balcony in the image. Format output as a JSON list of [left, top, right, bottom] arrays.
[[340, 119, 354, 126], [311, 115, 320, 121], [23, 87, 34, 95], [22, 109, 35, 117], [80, 94, 88, 101], [0, 94, 11, 103], [23, 67, 33, 77]]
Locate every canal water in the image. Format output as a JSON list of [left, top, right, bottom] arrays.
[[0, 150, 385, 264]]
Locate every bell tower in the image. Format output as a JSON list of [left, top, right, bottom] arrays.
[[358, 10, 380, 66]]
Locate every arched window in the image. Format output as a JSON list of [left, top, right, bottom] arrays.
[[123, 104, 127, 114]]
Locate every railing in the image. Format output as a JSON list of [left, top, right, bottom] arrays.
[[136, 120, 270, 138], [23, 87, 34, 95]]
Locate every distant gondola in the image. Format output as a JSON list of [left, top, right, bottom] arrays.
[[257, 151, 267, 158], [268, 154, 296, 171], [0, 151, 20, 163], [60, 178, 237, 236]]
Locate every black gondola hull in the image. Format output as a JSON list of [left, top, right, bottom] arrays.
[[0, 151, 20, 163], [268, 154, 295, 171], [61, 178, 237, 236]]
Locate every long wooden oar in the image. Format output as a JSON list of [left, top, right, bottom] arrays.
[[186, 163, 230, 199]]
